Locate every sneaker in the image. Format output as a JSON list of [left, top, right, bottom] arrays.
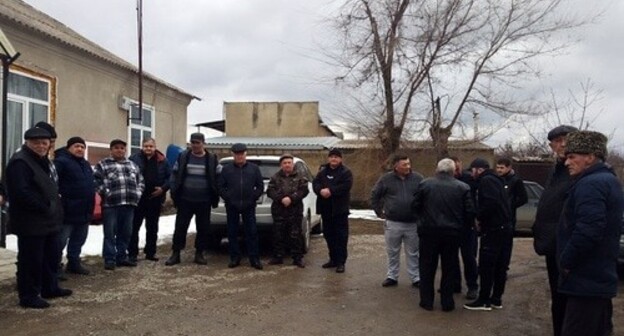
[[381, 278, 398, 287], [466, 288, 479, 300], [490, 298, 503, 309], [463, 299, 492, 311]]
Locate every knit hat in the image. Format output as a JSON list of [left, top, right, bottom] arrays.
[[66, 136, 86, 148], [34, 121, 57, 139], [24, 127, 52, 140], [547, 125, 578, 141], [328, 148, 342, 158], [564, 131, 608, 160], [469, 158, 490, 169]]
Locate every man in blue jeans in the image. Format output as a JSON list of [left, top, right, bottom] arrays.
[[218, 143, 264, 270], [94, 139, 144, 270]]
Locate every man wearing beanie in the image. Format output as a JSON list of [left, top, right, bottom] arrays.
[[532, 124, 577, 336], [463, 158, 512, 311], [558, 131, 622, 336], [54, 136, 94, 276], [313, 148, 353, 273], [5, 127, 71, 308]]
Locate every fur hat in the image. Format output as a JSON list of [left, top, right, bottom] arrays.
[[34, 121, 57, 139], [547, 125, 578, 141], [564, 131, 608, 160]]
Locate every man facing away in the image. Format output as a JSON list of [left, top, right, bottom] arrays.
[[166, 133, 218, 266], [558, 131, 622, 336], [54, 136, 95, 276], [412, 158, 475, 312], [370, 153, 422, 288], [313, 148, 353, 274], [266, 154, 309, 268], [532, 125, 578, 336], [463, 158, 512, 311], [94, 139, 144, 270], [217, 143, 264, 270], [128, 138, 171, 263], [6, 127, 71, 308]]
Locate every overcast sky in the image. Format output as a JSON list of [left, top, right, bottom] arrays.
[[22, 0, 624, 150]]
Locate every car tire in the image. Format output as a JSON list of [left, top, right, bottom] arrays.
[[302, 214, 311, 254], [311, 216, 323, 235]]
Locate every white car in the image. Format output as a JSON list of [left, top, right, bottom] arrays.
[[210, 155, 322, 252]]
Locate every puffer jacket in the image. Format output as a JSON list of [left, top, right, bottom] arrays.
[[266, 169, 309, 219], [412, 172, 475, 234], [218, 161, 264, 211], [371, 170, 422, 223], [557, 162, 623, 298], [54, 148, 95, 225]]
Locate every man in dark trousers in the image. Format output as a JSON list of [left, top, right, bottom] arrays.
[[313, 148, 353, 273], [6, 127, 71, 309], [266, 154, 309, 268], [558, 131, 622, 336], [129, 138, 171, 263], [218, 143, 264, 270], [166, 133, 218, 266], [532, 125, 577, 336], [463, 158, 512, 311], [412, 158, 474, 312]]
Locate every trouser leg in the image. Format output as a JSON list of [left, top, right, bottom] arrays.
[[384, 221, 402, 280], [492, 230, 513, 300], [460, 228, 479, 291], [440, 234, 460, 309], [241, 208, 259, 259], [418, 233, 438, 308], [115, 206, 134, 262], [477, 230, 503, 303], [403, 223, 420, 282], [272, 217, 286, 257], [143, 198, 161, 257], [128, 198, 147, 257], [102, 207, 118, 264], [41, 232, 61, 295], [333, 214, 349, 265], [17, 235, 45, 301], [288, 215, 304, 259], [322, 214, 337, 262], [171, 201, 194, 251], [546, 252, 567, 336], [226, 207, 241, 259], [66, 224, 89, 263], [561, 296, 611, 336], [193, 201, 211, 252]]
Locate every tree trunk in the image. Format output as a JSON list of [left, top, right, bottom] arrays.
[[429, 126, 451, 161]]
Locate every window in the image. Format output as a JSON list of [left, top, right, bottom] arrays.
[[6, 72, 50, 162], [127, 103, 155, 156], [85, 142, 110, 166]]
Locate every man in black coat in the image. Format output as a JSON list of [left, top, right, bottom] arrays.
[[129, 138, 171, 263], [217, 143, 264, 270], [532, 125, 577, 336], [6, 127, 72, 309], [313, 148, 353, 273], [463, 158, 512, 311]]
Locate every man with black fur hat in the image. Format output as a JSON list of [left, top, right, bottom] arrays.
[[463, 158, 512, 311], [313, 148, 353, 273], [54, 136, 95, 276], [558, 131, 622, 336], [532, 124, 577, 336], [6, 127, 72, 308]]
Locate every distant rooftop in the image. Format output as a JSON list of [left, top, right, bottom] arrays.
[[205, 136, 342, 150]]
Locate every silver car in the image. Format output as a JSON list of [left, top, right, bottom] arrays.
[[210, 155, 322, 252], [514, 180, 544, 234]]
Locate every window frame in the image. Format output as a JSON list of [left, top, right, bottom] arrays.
[[124, 100, 156, 156]]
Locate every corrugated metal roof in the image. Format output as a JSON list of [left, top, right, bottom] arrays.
[[205, 137, 342, 150], [0, 1, 196, 99], [337, 139, 492, 150]]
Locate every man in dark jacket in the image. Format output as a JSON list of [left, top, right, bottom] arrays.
[[313, 148, 353, 273], [463, 158, 512, 311], [6, 127, 71, 309], [166, 133, 218, 266], [129, 138, 171, 263], [413, 158, 475, 311], [532, 125, 577, 336], [54, 136, 95, 276], [266, 154, 309, 268], [218, 143, 264, 270], [558, 131, 622, 336], [371, 153, 423, 287], [495, 157, 528, 229]]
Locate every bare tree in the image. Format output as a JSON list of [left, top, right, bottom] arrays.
[[329, 0, 588, 161]]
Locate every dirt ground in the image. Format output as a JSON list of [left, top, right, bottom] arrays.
[[0, 219, 622, 336]]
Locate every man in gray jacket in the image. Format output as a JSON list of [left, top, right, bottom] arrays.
[[371, 154, 423, 287]]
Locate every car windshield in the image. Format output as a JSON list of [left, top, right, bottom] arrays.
[[220, 159, 280, 179]]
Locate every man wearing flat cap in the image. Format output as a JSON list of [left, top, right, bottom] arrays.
[[558, 131, 622, 336], [94, 139, 144, 270], [313, 148, 353, 273], [166, 133, 218, 266], [463, 158, 512, 311], [218, 143, 264, 269], [5, 127, 72, 308], [532, 124, 577, 336]]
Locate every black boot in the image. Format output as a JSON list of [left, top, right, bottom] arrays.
[[194, 250, 207, 265], [66, 260, 90, 275], [165, 250, 181, 266]]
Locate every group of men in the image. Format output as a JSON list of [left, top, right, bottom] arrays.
[[370, 126, 622, 335], [3, 127, 354, 309]]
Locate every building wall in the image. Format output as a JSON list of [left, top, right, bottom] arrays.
[[1, 20, 191, 156], [224, 102, 333, 137]]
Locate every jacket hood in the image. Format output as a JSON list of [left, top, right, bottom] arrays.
[[54, 147, 71, 158]]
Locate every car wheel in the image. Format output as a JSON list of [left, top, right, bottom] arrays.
[[302, 214, 311, 254], [311, 215, 323, 235]]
